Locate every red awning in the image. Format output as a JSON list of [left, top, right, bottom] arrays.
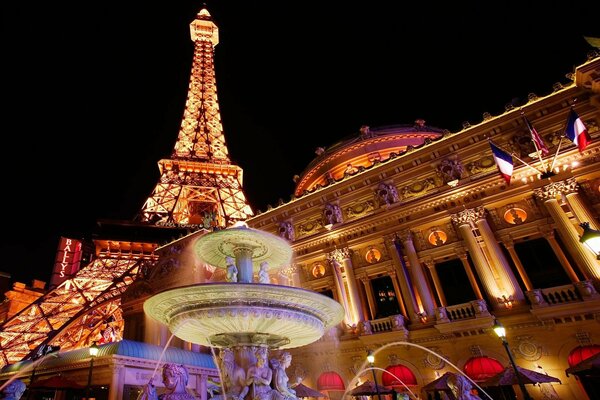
[[568, 345, 600, 367], [463, 356, 504, 382], [382, 364, 417, 386], [317, 371, 345, 391]]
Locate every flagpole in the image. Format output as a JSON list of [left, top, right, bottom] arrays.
[[548, 137, 564, 174], [521, 111, 549, 174], [490, 140, 544, 175]]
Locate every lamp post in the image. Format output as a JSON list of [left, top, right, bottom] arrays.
[[86, 342, 99, 400], [493, 320, 532, 400], [579, 222, 600, 259], [366, 350, 382, 400]]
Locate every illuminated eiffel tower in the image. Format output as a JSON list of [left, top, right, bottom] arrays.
[[0, 6, 253, 367], [138, 7, 253, 229]]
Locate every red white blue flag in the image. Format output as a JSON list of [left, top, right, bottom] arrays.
[[490, 141, 513, 184], [524, 116, 549, 155], [565, 108, 591, 152]]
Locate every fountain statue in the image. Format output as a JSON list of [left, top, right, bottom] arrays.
[[1, 378, 26, 400], [144, 223, 344, 400]]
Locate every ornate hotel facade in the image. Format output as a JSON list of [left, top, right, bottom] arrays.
[[245, 53, 600, 399], [0, 5, 599, 400]]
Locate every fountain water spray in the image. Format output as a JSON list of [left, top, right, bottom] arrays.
[[343, 341, 493, 400]]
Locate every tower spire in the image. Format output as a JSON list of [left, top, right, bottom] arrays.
[[139, 5, 253, 228]]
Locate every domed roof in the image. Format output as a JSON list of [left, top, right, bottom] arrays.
[[568, 344, 600, 367], [463, 356, 504, 381], [381, 364, 418, 386], [317, 371, 346, 391], [294, 121, 446, 197]]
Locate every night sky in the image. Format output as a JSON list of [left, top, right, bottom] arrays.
[[2, 2, 599, 285]]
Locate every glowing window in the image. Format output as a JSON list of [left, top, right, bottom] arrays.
[[311, 263, 326, 278], [428, 230, 447, 246], [504, 208, 527, 224], [365, 248, 381, 263]]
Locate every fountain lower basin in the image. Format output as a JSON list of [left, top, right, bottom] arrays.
[[144, 282, 344, 349]]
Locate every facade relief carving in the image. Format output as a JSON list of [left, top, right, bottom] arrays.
[[344, 200, 375, 220], [465, 156, 496, 176], [296, 218, 323, 238], [400, 178, 437, 200]]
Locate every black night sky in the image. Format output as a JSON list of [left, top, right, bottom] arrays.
[[2, 2, 599, 285]]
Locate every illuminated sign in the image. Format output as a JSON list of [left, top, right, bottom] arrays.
[[50, 237, 83, 289]]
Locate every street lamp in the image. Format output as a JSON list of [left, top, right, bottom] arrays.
[[367, 349, 382, 400], [579, 222, 600, 259], [86, 342, 99, 400], [493, 320, 532, 400]]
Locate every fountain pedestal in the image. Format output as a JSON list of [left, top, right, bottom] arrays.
[[144, 225, 344, 400]]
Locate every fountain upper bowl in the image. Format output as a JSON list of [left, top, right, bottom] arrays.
[[144, 283, 344, 349]]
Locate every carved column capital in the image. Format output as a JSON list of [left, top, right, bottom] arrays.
[[396, 230, 413, 242], [451, 206, 486, 225], [423, 258, 436, 269], [327, 247, 351, 263], [279, 263, 302, 277], [534, 178, 578, 200]]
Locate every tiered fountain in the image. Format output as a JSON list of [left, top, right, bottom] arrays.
[[144, 224, 345, 399]]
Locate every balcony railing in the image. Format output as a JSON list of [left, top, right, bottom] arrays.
[[526, 280, 599, 308]]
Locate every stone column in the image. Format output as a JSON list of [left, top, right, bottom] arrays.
[[455, 247, 484, 299], [386, 236, 418, 322], [452, 208, 506, 310], [502, 236, 533, 291], [360, 275, 378, 319], [474, 207, 525, 303], [534, 181, 600, 281], [329, 257, 352, 324], [328, 248, 363, 325], [108, 364, 125, 400], [539, 225, 581, 282], [423, 259, 447, 307], [356, 274, 371, 320], [562, 177, 600, 230], [401, 231, 436, 317], [199, 374, 208, 400]]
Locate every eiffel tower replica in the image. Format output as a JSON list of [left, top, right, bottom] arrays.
[[0, 6, 253, 367]]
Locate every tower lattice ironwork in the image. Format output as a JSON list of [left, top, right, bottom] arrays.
[[0, 6, 253, 367], [138, 7, 253, 229]]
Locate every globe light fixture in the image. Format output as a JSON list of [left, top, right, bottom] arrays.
[[492, 320, 532, 400], [86, 342, 99, 400], [579, 222, 600, 259], [367, 349, 382, 400]]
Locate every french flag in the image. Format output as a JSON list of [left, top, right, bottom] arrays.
[[490, 141, 513, 185], [565, 108, 591, 152]]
